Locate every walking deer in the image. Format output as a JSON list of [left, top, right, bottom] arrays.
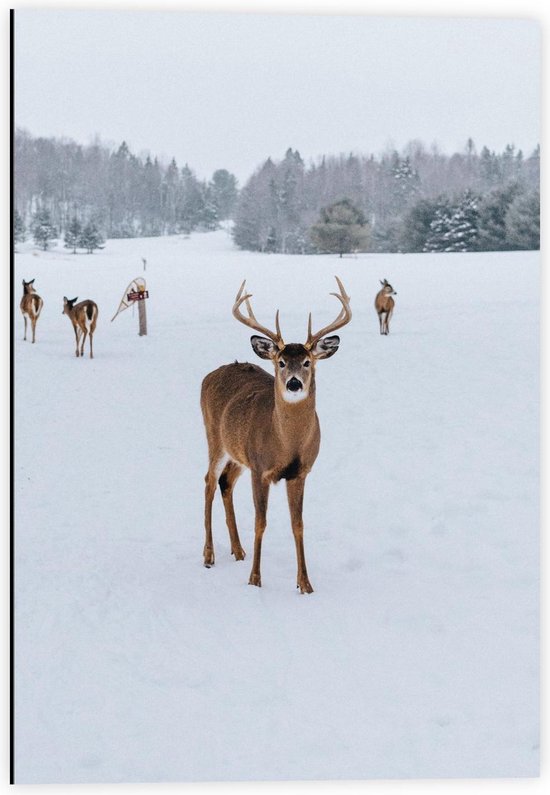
[[201, 276, 352, 593], [20, 279, 43, 343], [375, 279, 397, 335], [62, 297, 99, 358]]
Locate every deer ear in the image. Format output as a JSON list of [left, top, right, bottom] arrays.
[[380, 279, 385, 285], [312, 335, 340, 360], [250, 335, 277, 360]]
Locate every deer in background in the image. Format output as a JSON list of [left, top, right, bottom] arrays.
[[63, 297, 99, 358], [375, 278, 397, 335], [20, 279, 43, 343], [200, 276, 352, 593]]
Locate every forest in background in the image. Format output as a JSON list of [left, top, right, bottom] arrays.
[[14, 129, 238, 242], [14, 129, 539, 254], [233, 142, 539, 254]]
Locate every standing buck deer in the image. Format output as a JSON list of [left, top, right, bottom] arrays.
[[63, 297, 99, 358], [20, 279, 43, 343], [201, 276, 352, 593], [375, 278, 397, 335]]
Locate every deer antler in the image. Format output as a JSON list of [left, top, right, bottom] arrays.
[[232, 280, 285, 349], [305, 276, 352, 350]]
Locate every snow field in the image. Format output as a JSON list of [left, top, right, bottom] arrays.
[[14, 230, 539, 783]]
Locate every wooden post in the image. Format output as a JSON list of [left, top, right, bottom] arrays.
[[138, 299, 147, 336]]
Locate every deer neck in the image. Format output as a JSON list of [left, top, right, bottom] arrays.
[[272, 380, 317, 446]]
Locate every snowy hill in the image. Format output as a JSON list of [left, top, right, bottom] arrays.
[[14, 230, 539, 783]]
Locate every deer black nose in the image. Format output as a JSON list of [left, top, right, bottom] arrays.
[[287, 377, 303, 392]]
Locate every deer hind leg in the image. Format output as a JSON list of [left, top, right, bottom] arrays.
[[31, 312, 37, 343], [202, 450, 222, 569], [88, 316, 97, 359], [203, 466, 218, 567], [74, 325, 81, 356], [286, 476, 313, 594], [378, 312, 384, 335], [219, 461, 245, 560], [80, 325, 88, 357], [23, 314, 28, 341], [249, 471, 270, 587]]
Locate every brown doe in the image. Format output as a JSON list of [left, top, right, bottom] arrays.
[[200, 277, 352, 593], [63, 296, 99, 358], [375, 278, 397, 335], [20, 279, 44, 343]]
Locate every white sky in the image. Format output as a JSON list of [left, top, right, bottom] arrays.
[[14, 7, 540, 183]]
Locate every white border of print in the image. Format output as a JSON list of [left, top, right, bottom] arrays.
[[3, 2, 546, 795]]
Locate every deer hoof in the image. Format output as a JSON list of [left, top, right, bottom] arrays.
[[232, 547, 246, 561], [248, 573, 262, 587], [203, 546, 215, 567], [298, 578, 314, 594]]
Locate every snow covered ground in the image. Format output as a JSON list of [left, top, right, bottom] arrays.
[[14, 229, 539, 784]]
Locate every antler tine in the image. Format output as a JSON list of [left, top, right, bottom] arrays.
[[305, 276, 352, 349], [232, 281, 285, 348]]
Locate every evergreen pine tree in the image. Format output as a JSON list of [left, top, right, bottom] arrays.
[[179, 164, 205, 233], [391, 155, 420, 213], [479, 146, 501, 189], [505, 190, 539, 250], [64, 216, 82, 253], [423, 192, 479, 252], [445, 190, 479, 252], [399, 198, 441, 252], [423, 199, 453, 252], [477, 183, 521, 251], [31, 208, 58, 250], [78, 221, 105, 253]]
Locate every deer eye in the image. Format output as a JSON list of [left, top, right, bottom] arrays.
[[278, 360, 286, 368], [303, 360, 311, 368]]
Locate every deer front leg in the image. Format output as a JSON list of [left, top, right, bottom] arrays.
[[203, 469, 217, 567], [23, 315, 27, 341], [249, 471, 270, 587], [286, 476, 313, 594]]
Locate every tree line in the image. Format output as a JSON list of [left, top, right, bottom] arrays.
[[14, 130, 539, 254], [14, 129, 239, 243], [232, 142, 539, 254]]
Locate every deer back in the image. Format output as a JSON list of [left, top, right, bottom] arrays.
[[69, 300, 99, 330], [20, 293, 43, 316]]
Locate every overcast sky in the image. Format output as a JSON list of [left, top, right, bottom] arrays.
[[14, 9, 540, 183]]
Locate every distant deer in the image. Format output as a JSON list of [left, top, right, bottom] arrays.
[[20, 278, 43, 343], [62, 297, 99, 358], [375, 279, 397, 335], [201, 277, 352, 593]]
